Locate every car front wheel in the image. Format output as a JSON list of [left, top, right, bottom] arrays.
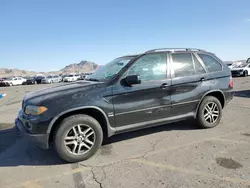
[[196, 96, 222, 129], [54, 114, 103, 162]]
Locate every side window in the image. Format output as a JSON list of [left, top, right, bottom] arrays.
[[172, 53, 195, 77], [193, 54, 206, 74], [127, 53, 167, 82], [198, 54, 222, 72], [18, 78, 22, 80], [14, 78, 18, 80]]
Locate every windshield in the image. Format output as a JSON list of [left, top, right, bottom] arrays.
[[68, 75, 74, 77], [47, 76, 53, 78], [86, 57, 133, 81]]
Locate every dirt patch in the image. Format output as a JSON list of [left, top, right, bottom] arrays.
[[216, 158, 243, 169], [242, 133, 250, 137]]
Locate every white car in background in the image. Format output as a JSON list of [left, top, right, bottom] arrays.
[[3, 77, 26, 86], [42, 75, 60, 84], [231, 63, 250, 77], [63, 74, 80, 82]]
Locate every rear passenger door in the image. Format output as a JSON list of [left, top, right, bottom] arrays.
[[170, 52, 212, 116]]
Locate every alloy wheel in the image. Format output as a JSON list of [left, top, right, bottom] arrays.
[[203, 102, 219, 124], [64, 124, 95, 155]]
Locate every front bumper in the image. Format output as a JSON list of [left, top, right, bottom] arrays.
[[15, 115, 49, 149], [231, 71, 244, 77]]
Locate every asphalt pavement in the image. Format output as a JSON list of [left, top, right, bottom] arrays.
[[0, 78, 250, 188]]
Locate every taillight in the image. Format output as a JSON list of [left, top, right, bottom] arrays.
[[229, 76, 233, 88]]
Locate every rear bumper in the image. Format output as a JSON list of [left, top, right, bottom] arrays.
[[224, 91, 234, 106], [15, 118, 49, 149]]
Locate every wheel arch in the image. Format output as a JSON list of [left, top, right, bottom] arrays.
[[195, 90, 225, 118], [48, 106, 114, 143]]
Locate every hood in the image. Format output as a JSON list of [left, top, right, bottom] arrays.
[[24, 81, 103, 102], [3, 80, 11, 83]]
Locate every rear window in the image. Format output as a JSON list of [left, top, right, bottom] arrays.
[[171, 53, 195, 77], [198, 54, 222, 72]]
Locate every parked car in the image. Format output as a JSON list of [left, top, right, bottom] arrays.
[[2, 77, 26, 86], [58, 75, 63, 82], [16, 48, 233, 162], [35, 76, 46, 84], [63, 74, 80, 82], [231, 63, 250, 77], [23, 76, 37, 85], [0, 78, 7, 86], [42, 75, 60, 84]]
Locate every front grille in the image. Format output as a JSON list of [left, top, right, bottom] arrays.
[[231, 71, 239, 73]]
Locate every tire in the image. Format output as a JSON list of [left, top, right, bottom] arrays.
[[196, 96, 222, 129], [243, 71, 248, 77], [54, 114, 103, 162]]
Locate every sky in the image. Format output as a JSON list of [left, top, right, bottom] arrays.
[[0, 0, 250, 72]]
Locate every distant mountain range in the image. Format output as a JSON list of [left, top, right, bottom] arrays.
[[224, 60, 246, 64], [0, 59, 248, 78], [0, 61, 100, 78]]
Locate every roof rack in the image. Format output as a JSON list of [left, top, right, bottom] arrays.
[[145, 48, 206, 53]]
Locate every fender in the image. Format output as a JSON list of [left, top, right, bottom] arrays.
[[194, 89, 225, 118], [47, 106, 115, 137]]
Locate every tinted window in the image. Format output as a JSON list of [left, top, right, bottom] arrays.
[[198, 54, 222, 72], [172, 53, 195, 77], [127, 53, 167, 82], [193, 54, 206, 74]]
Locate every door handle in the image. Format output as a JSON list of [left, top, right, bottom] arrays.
[[200, 77, 205, 82], [160, 83, 170, 89]]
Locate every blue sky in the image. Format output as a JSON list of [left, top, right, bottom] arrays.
[[0, 0, 250, 71]]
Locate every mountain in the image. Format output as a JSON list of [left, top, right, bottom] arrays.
[[224, 60, 246, 64], [60, 61, 99, 73], [0, 61, 99, 78]]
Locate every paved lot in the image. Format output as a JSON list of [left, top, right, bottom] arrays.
[[0, 78, 250, 188]]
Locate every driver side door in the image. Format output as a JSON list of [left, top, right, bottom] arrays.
[[112, 52, 172, 128]]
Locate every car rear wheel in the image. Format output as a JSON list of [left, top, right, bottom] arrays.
[[54, 114, 103, 162], [196, 96, 222, 128]]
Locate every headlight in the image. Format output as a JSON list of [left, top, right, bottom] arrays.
[[24, 105, 48, 115]]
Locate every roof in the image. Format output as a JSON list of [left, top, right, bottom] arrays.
[[145, 48, 206, 53]]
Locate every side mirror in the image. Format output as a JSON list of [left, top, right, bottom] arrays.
[[124, 75, 141, 86]]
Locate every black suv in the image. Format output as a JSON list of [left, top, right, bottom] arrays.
[[16, 48, 234, 162]]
